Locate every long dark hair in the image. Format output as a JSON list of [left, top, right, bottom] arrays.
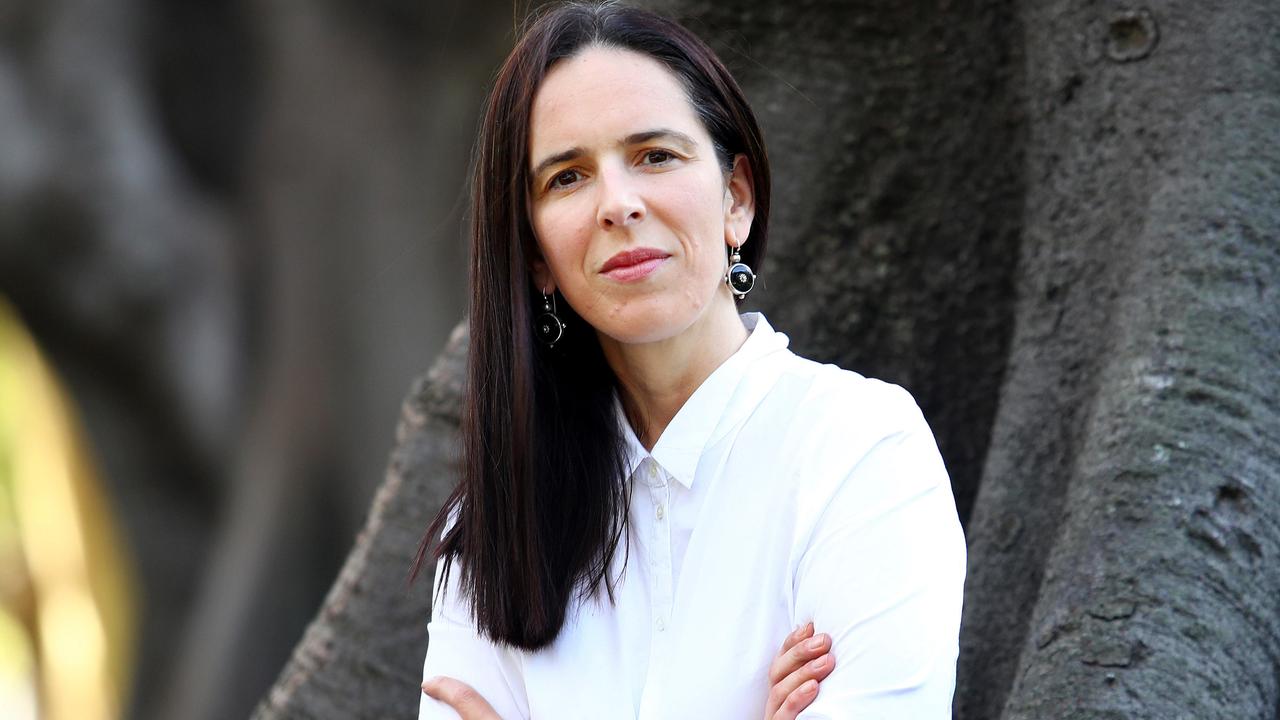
[[412, 1, 771, 651]]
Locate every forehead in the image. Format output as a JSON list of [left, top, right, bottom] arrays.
[[529, 46, 707, 155]]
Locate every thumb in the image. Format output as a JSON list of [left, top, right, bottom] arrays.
[[422, 676, 500, 719]]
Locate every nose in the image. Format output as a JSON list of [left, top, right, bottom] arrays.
[[596, 165, 645, 229]]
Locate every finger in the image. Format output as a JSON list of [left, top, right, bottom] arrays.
[[764, 624, 813, 717], [767, 630, 829, 685], [421, 676, 500, 720], [769, 623, 814, 683], [771, 679, 820, 720], [776, 621, 813, 655], [765, 651, 835, 718]]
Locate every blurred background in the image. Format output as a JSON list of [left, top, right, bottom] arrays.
[[0, 0, 523, 717]]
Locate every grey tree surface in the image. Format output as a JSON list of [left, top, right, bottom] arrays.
[[961, 2, 1280, 718]]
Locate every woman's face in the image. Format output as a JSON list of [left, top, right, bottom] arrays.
[[526, 46, 754, 346]]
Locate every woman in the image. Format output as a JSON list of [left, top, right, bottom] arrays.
[[416, 3, 966, 718]]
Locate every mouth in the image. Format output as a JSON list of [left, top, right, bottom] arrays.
[[599, 247, 671, 282]]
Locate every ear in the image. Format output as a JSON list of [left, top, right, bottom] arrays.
[[529, 251, 556, 295], [525, 190, 557, 294], [723, 154, 756, 249]]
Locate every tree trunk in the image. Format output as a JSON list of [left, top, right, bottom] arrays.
[[958, 2, 1280, 717]]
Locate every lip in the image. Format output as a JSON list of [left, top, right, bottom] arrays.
[[599, 247, 671, 282]]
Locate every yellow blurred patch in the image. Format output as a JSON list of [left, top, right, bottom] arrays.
[[0, 297, 136, 720]]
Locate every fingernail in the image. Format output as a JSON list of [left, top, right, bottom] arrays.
[[806, 621, 814, 635], [802, 679, 818, 695], [809, 654, 828, 670], [807, 635, 825, 651]]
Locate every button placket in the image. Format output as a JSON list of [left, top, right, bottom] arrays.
[[647, 468, 674, 629], [638, 459, 675, 718]]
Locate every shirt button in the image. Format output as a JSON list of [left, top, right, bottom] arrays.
[[655, 618, 666, 632], [655, 505, 665, 521]]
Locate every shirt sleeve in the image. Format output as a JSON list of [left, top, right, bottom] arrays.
[[792, 392, 967, 719], [419, 556, 530, 720]]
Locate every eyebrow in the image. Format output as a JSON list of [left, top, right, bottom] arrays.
[[530, 128, 699, 180]]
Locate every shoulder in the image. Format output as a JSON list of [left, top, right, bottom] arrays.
[[765, 351, 929, 444], [738, 314, 923, 436], [758, 354, 945, 513]]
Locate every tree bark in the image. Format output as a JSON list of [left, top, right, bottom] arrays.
[[958, 2, 1280, 717]]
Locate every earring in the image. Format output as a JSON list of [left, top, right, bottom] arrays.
[[535, 288, 566, 348], [724, 243, 756, 300]]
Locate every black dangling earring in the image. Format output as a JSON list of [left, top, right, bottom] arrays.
[[724, 243, 755, 300], [535, 288, 566, 348]]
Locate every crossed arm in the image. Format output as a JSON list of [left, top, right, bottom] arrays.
[[422, 622, 836, 719]]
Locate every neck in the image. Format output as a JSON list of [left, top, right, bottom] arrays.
[[599, 297, 749, 451]]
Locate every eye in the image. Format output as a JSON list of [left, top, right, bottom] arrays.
[[548, 169, 581, 190], [642, 149, 675, 165]]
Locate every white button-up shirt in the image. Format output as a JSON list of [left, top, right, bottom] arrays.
[[420, 313, 966, 719]]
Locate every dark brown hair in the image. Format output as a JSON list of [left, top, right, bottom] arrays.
[[413, 0, 771, 650]]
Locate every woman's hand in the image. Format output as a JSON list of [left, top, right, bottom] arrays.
[[764, 622, 835, 720], [422, 676, 501, 719]]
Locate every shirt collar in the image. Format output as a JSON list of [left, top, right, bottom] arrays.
[[616, 312, 790, 488]]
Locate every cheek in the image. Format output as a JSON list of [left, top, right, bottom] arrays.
[[646, 175, 727, 269], [531, 202, 593, 279], [655, 171, 724, 225], [661, 175, 727, 267]]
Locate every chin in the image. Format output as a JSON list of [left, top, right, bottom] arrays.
[[592, 303, 700, 346]]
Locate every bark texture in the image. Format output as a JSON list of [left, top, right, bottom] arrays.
[[958, 1, 1280, 717]]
